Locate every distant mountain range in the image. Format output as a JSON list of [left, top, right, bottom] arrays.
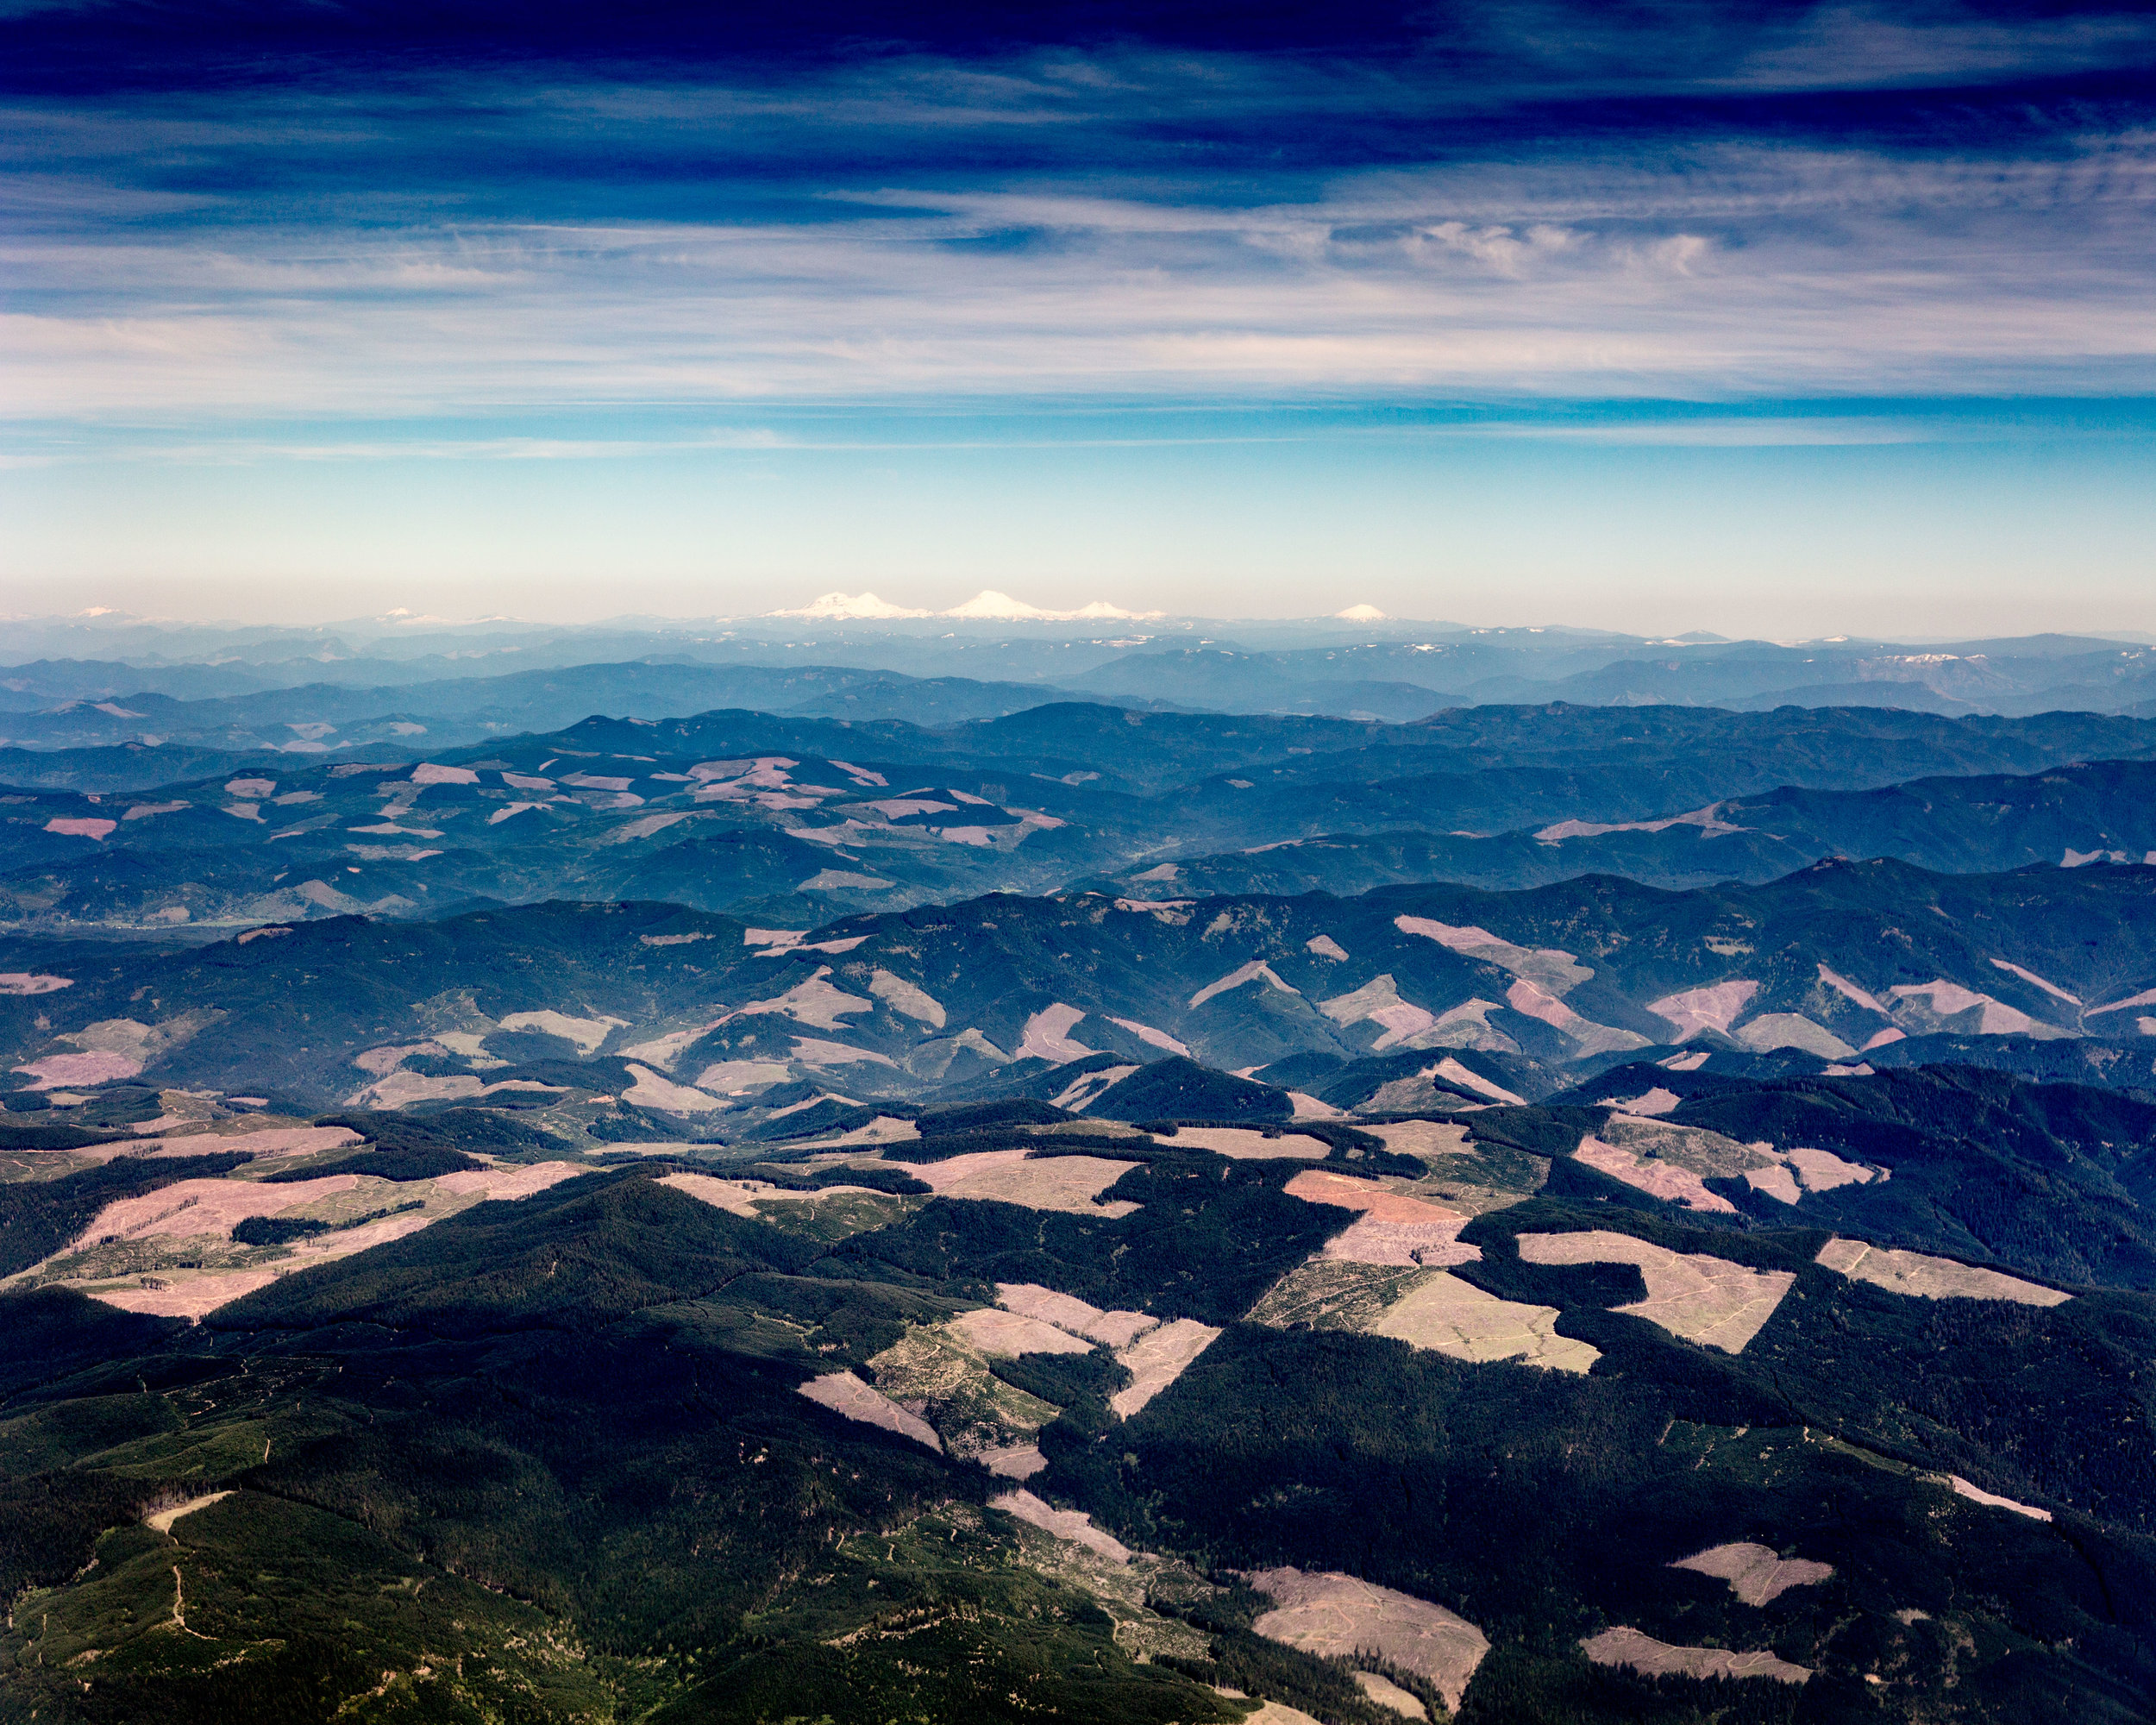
[[7, 702, 2156, 935], [1100, 757, 2156, 898], [0, 662, 1174, 764], [8, 615, 2156, 1725], [5, 622, 2156, 756]]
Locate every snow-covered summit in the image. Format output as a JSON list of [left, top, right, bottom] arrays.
[[943, 591, 1163, 621], [767, 592, 931, 620]]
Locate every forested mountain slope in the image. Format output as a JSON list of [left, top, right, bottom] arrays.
[[5, 1057, 2156, 1722], [6, 679, 2156, 1724]]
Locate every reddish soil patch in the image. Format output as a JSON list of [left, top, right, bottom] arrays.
[[1949, 1476, 2052, 1521], [1672, 1542, 1833, 1604], [97, 1270, 282, 1320], [1574, 1138, 1738, 1214], [1582, 1627, 1809, 1684], [995, 1282, 1158, 1347], [1246, 1565, 1489, 1710], [1108, 1319, 1219, 1418], [1645, 981, 1758, 1039], [1173, 1128, 1329, 1159], [73, 1175, 360, 1250], [797, 1371, 942, 1451], [1516, 1231, 1794, 1354], [949, 1308, 1095, 1358], [1284, 1169, 1477, 1268], [906, 1150, 1141, 1216], [14, 1051, 144, 1089], [434, 1162, 588, 1201], [989, 1490, 1132, 1562]]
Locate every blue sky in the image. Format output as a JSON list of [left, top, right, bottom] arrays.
[[4, 1, 2154, 633]]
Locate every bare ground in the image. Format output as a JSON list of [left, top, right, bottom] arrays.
[[1353, 1671, 1427, 1719], [433, 1161, 589, 1201], [948, 1307, 1096, 1358], [1516, 1231, 1796, 1353], [1671, 1542, 1834, 1604], [1815, 1239, 2069, 1307], [73, 1123, 364, 1167], [659, 1171, 909, 1241], [95, 1271, 281, 1320], [1948, 1475, 2053, 1521], [903, 1150, 1142, 1215], [1367, 1272, 1599, 1373], [1783, 1147, 1874, 1192], [1581, 1627, 1810, 1684], [144, 1491, 234, 1534], [995, 1282, 1157, 1346], [1283, 1169, 1477, 1268], [797, 1370, 943, 1451], [989, 1490, 1132, 1562], [1744, 1164, 1802, 1204], [69, 1174, 360, 1250], [66, 1163, 590, 1320], [1108, 1319, 1221, 1418], [1573, 1138, 1739, 1214], [980, 1442, 1047, 1480], [865, 1320, 1062, 1454], [1245, 1565, 1489, 1711], [1163, 1128, 1330, 1159]]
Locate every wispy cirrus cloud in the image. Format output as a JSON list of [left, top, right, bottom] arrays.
[[5, 131, 2155, 426], [3, 6, 2156, 447]]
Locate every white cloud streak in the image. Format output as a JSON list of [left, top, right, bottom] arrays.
[[9, 136, 2155, 426], [4, 26, 2156, 434]]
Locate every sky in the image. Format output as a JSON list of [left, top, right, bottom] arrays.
[[3, 0, 2155, 636]]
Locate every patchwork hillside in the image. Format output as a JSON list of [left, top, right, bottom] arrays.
[[6, 664, 2156, 1724], [3, 1057, 2154, 1722], [9, 704, 2156, 936], [4, 863, 2153, 1124], [0, 725, 1096, 932]]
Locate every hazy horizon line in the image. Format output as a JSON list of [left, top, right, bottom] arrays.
[[4, 604, 2153, 653]]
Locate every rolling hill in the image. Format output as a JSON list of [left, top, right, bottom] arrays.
[[6, 641, 2156, 1722], [5, 1057, 2155, 1721]]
